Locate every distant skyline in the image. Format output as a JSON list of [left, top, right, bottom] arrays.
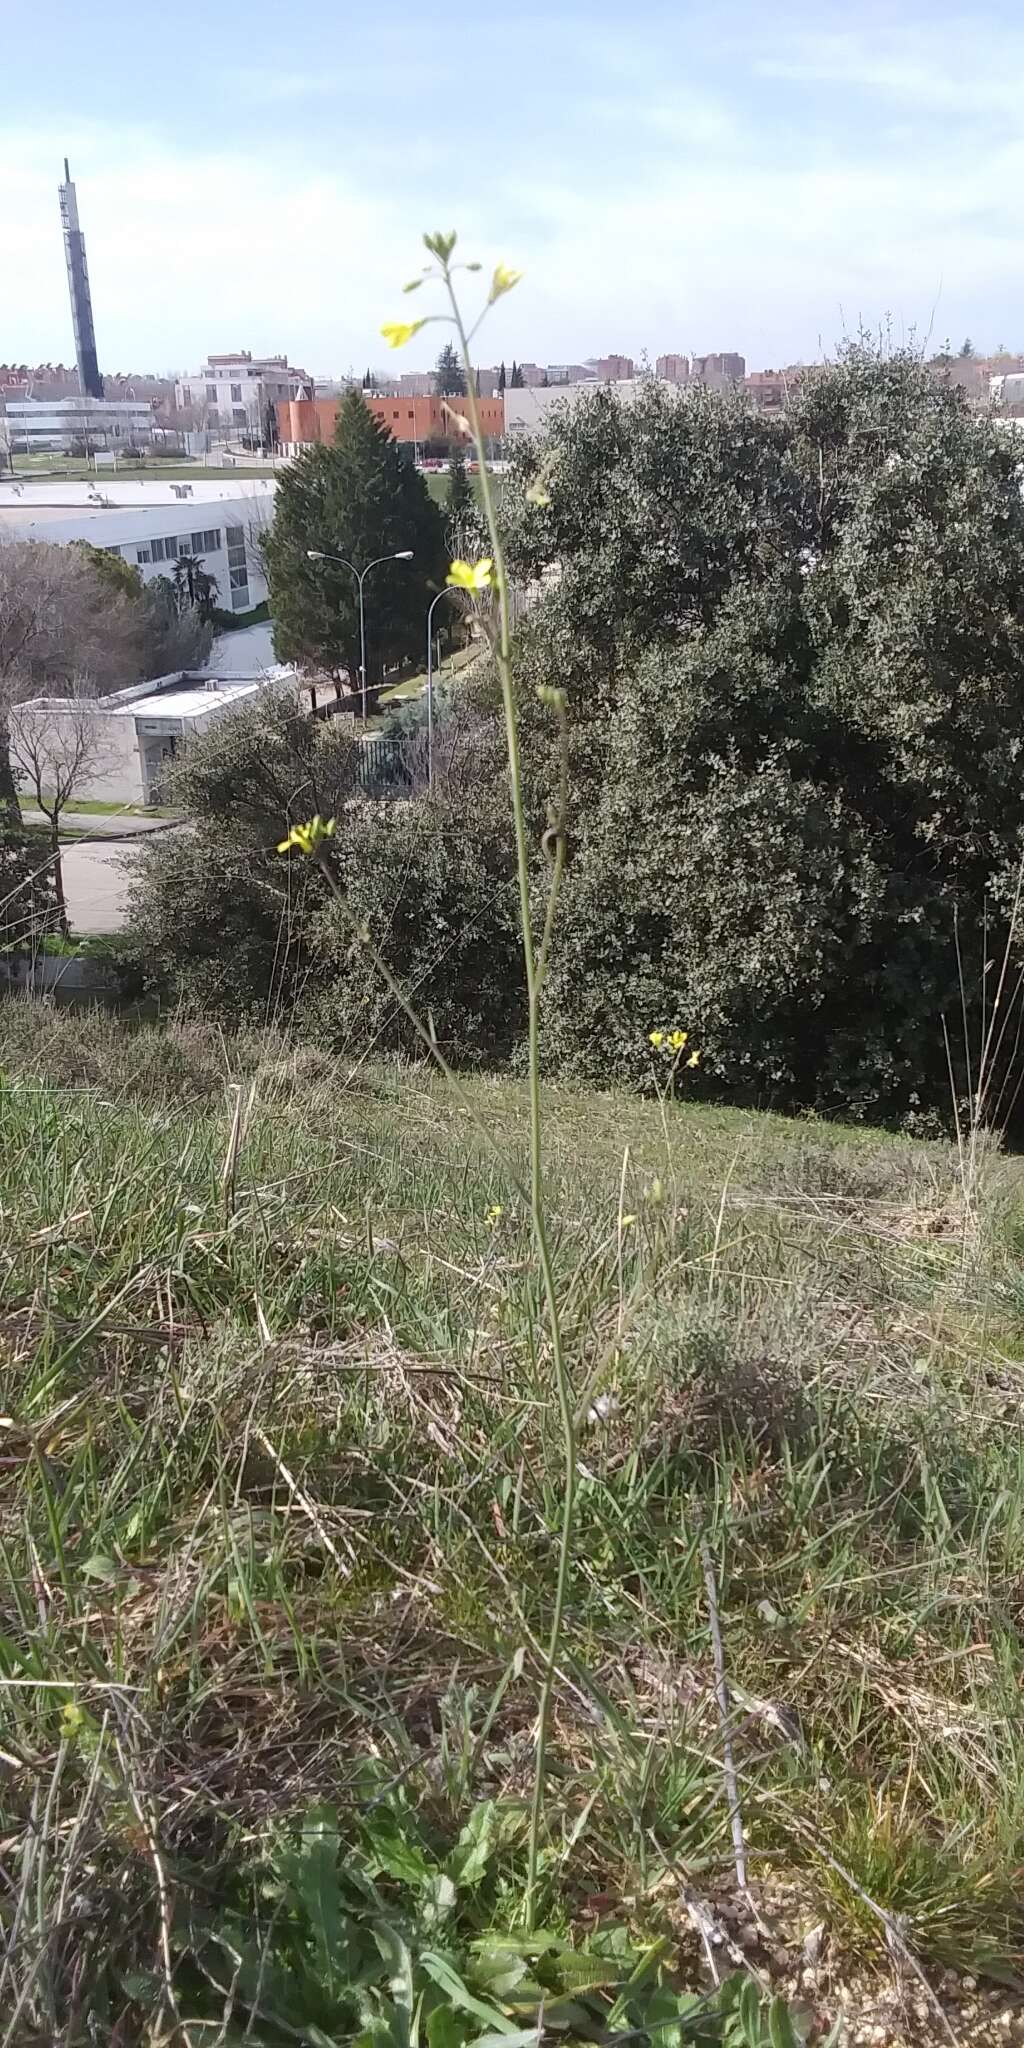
[[6, 1, 1024, 377]]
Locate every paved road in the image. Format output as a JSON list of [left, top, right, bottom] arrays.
[[57, 817, 178, 935], [62, 841, 138, 934]]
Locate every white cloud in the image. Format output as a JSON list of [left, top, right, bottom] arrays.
[[7, 18, 1024, 384]]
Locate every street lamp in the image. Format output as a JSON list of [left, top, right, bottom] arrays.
[[425, 586, 463, 791], [307, 548, 414, 721]]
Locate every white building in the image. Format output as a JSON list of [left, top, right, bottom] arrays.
[[0, 477, 277, 615], [1, 395, 155, 455], [175, 352, 311, 440], [503, 376, 671, 438], [14, 669, 299, 807]]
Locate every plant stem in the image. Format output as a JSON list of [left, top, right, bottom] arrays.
[[445, 271, 575, 1929]]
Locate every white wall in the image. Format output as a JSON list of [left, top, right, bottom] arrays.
[[503, 377, 671, 437], [0, 484, 275, 613], [11, 705, 145, 806]]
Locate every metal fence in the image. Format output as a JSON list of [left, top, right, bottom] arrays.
[[357, 734, 412, 797]]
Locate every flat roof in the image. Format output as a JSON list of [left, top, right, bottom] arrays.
[[0, 478, 277, 511]]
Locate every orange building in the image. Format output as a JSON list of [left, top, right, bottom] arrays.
[[277, 391, 504, 453]]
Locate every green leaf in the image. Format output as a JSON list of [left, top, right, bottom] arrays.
[[373, 1920, 414, 2019], [470, 1949, 528, 1998], [450, 1802, 498, 1888], [292, 1804, 350, 1988], [81, 1552, 119, 1582], [768, 1997, 800, 2048], [738, 1976, 763, 2045], [420, 1952, 517, 2033], [362, 1811, 437, 1889], [468, 2033, 542, 2048], [427, 2010, 471, 2048]]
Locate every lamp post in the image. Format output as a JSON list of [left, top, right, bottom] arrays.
[[306, 548, 414, 721], [425, 586, 462, 791]]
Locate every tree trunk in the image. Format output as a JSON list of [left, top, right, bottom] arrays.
[[50, 817, 69, 938], [0, 723, 20, 819]]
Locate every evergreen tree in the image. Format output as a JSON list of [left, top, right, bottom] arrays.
[[959, 337, 975, 358], [510, 362, 525, 388], [434, 342, 466, 396], [498, 361, 507, 394], [264, 391, 447, 690], [447, 442, 472, 518]]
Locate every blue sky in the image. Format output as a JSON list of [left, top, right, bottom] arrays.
[[6, 0, 1024, 377]]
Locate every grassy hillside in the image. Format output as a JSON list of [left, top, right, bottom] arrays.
[[2, 1006, 1024, 2043]]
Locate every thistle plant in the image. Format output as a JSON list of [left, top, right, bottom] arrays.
[[283, 234, 572, 1928]]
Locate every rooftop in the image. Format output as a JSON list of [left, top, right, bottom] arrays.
[[0, 478, 276, 511]]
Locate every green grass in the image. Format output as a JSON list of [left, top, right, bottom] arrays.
[[1, 1004, 1023, 2039], [18, 796, 172, 819], [8, 456, 276, 480], [380, 642, 484, 704]]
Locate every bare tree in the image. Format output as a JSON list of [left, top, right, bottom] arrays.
[[0, 541, 138, 807], [9, 683, 109, 934]]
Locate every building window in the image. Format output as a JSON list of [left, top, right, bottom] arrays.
[[229, 565, 249, 590], [191, 531, 206, 554], [408, 410, 414, 420], [225, 525, 244, 546], [206, 383, 216, 402], [136, 546, 152, 564], [230, 586, 248, 611], [232, 407, 246, 425], [230, 383, 242, 403], [150, 537, 165, 562]]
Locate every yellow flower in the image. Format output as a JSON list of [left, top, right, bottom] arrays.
[[381, 319, 428, 350], [526, 481, 552, 508], [277, 814, 336, 857], [447, 557, 495, 591], [489, 263, 524, 303], [668, 1030, 688, 1052], [687, 1049, 701, 1068], [486, 1203, 504, 1225], [620, 1214, 637, 1228], [649, 1030, 665, 1048]]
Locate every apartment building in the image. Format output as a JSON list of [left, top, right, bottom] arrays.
[[589, 354, 635, 381], [744, 366, 804, 410], [656, 354, 691, 383], [175, 352, 311, 437]]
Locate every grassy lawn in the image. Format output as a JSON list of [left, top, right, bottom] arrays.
[[380, 641, 484, 704], [18, 796, 173, 819], [1, 1003, 1022, 2039], [6, 458, 276, 482]]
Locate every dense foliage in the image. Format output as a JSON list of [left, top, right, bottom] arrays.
[[264, 392, 447, 688], [130, 347, 1024, 1121], [499, 350, 1024, 1119], [127, 687, 521, 1056]]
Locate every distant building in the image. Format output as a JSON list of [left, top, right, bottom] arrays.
[[589, 354, 635, 381], [175, 352, 311, 437], [3, 396, 155, 455], [656, 354, 691, 383], [0, 362, 81, 398], [694, 352, 746, 387], [276, 391, 505, 453], [0, 476, 276, 615], [744, 367, 804, 410], [546, 363, 596, 385], [14, 668, 298, 807], [503, 377, 669, 437]]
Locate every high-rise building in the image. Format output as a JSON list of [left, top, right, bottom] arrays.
[[693, 352, 746, 387], [58, 160, 103, 401], [590, 354, 635, 381], [656, 353, 691, 383]]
